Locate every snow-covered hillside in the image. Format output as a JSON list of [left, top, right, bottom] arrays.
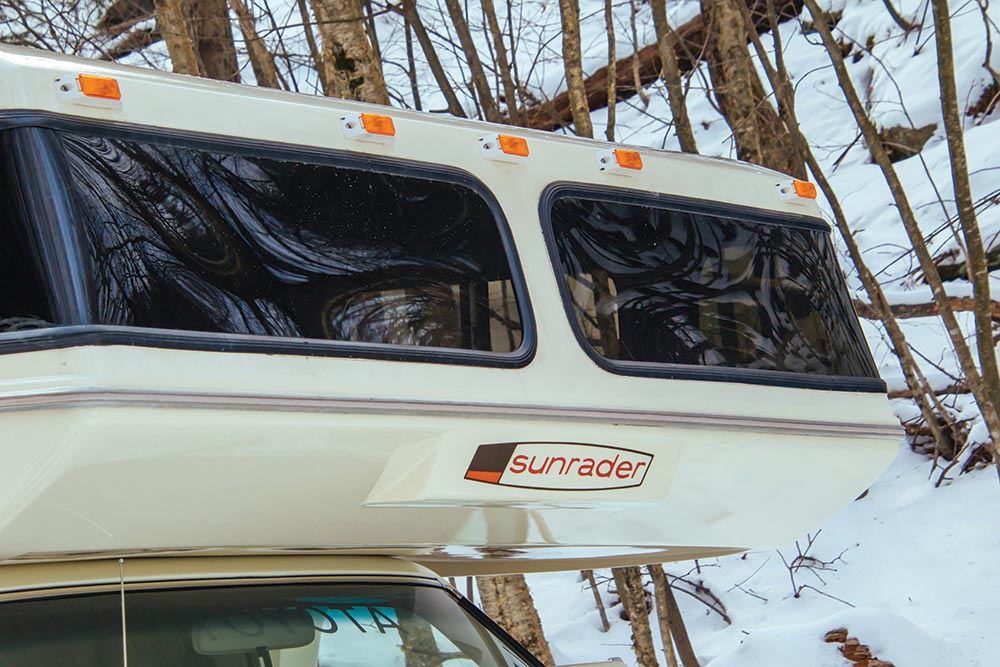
[[527, 445, 1000, 666]]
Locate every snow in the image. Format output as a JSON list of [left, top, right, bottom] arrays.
[[527, 446, 1000, 666]]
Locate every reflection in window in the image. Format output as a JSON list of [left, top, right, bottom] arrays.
[[61, 134, 523, 353], [548, 196, 879, 378], [0, 133, 54, 333]]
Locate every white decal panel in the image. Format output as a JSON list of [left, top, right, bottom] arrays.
[[465, 442, 653, 490]]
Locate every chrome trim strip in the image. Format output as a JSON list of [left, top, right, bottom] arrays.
[[0, 387, 903, 439]]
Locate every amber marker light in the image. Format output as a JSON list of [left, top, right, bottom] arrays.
[[596, 148, 642, 176], [360, 113, 396, 137], [613, 149, 643, 170], [77, 74, 121, 101], [793, 179, 818, 199], [497, 134, 529, 157]]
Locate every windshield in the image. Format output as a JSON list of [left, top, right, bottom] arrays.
[[0, 582, 539, 667], [546, 192, 880, 384]]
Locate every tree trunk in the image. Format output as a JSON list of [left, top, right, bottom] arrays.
[[558, 0, 594, 138], [630, 0, 650, 106], [648, 565, 699, 667], [153, 0, 239, 80], [391, 0, 466, 117], [612, 567, 658, 667], [398, 607, 441, 667], [295, 0, 329, 92], [701, 0, 801, 175], [477, 575, 554, 667], [404, 19, 421, 109], [228, 0, 280, 88], [604, 0, 617, 141], [443, 0, 500, 122], [651, 0, 698, 153], [931, 0, 1000, 435], [310, 0, 389, 103], [189, 0, 239, 81], [153, 0, 202, 75], [482, 0, 520, 124], [581, 569, 611, 632]]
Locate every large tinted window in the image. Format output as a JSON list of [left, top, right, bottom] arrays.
[[547, 193, 878, 379], [60, 133, 524, 353]]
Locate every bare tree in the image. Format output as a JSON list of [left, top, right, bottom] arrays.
[[153, 0, 203, 75], [558, 0, 594, 138], [651, 0, 698, 153], [228, 0, 279, 87], [604, 0, 617, 141], [930, 0, 1000, 415], [701, 0, 802, 175], [612, 567, 658, 667], [581, 569, 611, 632], [803, 0, 1000, 469], [389, 0, 467, 117], [733, 0, 956, 463], [477, 575, 554, 667], [482, 0, 519, 124], [442, 0, 499, 121], [648, 565, 699, 667]]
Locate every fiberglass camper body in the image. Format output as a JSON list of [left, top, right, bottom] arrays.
[[0, 45, 899, 580]]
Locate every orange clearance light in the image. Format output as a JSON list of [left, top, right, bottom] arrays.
[[793, 179, 818, 199], [481, 134, 529, 163], [597, 148, 642, 176], [341, 112, 395, 143], [360, 113, 396, 137], [77, 74, 121, 101], [613, 149, 643, 170], [497, 134, 529, 157]]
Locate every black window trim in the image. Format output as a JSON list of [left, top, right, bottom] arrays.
[[539, 182, 886, 393], [0, 111, 536, 369]]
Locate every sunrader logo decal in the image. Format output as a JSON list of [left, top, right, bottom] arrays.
[[464, 442, 653, 490]]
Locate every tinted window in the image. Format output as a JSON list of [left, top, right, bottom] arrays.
[[547, 194, 878, 378], [0, 132, 55, 332], [60, 134, 523, 353]]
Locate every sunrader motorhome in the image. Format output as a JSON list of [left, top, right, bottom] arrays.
[[0, 44, 898, 664]]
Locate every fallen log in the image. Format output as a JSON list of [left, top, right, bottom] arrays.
[[520, 0, 804, 131], [852, 296, 1000, 321], [887, 382, 968, 400]]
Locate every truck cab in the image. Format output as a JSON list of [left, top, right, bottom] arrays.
[[0, 556, 543, 667]]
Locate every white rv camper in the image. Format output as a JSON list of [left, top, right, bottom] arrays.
[[0, 44, 899, 665]]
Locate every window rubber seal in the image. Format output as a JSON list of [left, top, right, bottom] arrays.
[[0, 110, 536, 370], [538, 182, 887, 393]]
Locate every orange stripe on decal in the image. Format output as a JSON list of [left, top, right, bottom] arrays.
[[465, 470, 503, 484]]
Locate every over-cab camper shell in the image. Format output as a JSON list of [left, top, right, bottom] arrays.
[[0, 45, 899, 658]]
